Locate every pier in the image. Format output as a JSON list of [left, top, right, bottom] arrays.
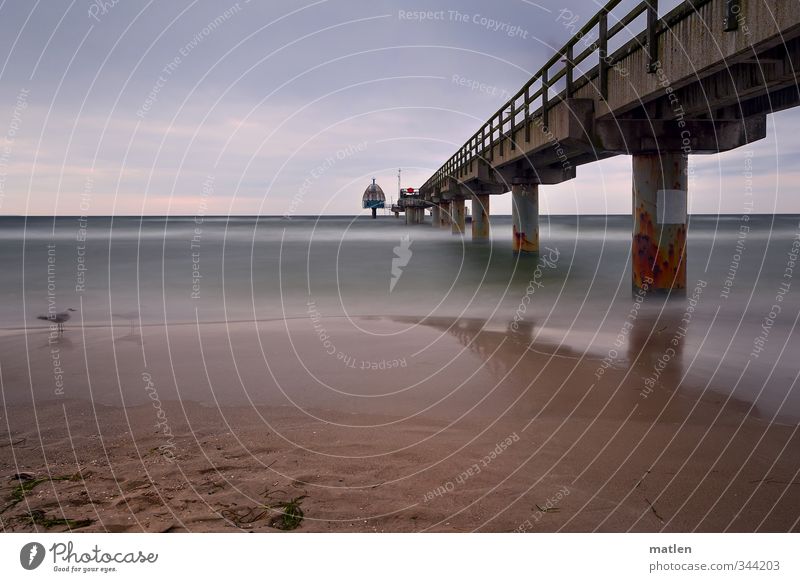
[[413, 0, 800, 291]]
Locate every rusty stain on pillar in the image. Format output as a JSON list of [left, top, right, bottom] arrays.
[[431, 205, 440, 227], [632, 153, 688, 290], [512, 184, 539, 253], [471, 194, 490, 240], [451, 198, 465, 235]]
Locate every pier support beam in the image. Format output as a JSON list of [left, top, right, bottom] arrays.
[[471, 195, 490, 240], [632, 153, 688, 291], [431, 205, 440, 227], [451, 198, 465, 235], [417, 207, 425, 224], [512, 184, 539, 253], [405, 209, 413, 225]]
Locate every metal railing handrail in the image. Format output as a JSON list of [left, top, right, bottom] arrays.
[[421, 0, 716, 194]]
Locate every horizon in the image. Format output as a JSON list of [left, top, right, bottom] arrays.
[[4, 212, 799, 218]]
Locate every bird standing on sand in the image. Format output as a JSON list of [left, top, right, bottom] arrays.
[[37, 308, 76, 333]]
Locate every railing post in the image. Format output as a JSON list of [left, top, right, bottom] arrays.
[[499, 110, 504, 157], [542, 67, 549, 129], [724, 0, 740, 32], [510, 100, 517, 151], [524, 86, 531, 143], [566, 43, 574, 97], [469, 137, 474, 172], [599, 8, 608, 100], [646, 0, 659, 73], [489, 118, 494, 162]]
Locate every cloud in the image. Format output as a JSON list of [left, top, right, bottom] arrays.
[[0, 0, 797, 215]]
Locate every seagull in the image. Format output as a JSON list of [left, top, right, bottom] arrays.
[[37, 308, 77, 333]]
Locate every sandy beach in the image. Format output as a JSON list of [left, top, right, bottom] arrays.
[[2, 316, 798, 533]]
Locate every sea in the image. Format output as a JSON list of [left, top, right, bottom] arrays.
[[0, 214, 798, 421]]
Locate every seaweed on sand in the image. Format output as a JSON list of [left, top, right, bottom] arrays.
[[0, 473, 93, 531], [1, 473, 82, 514], [221, 489, 308, 531], [268, 496, 306, 531], [24, 509, 93, 530]]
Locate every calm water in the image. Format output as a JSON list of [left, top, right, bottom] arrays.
[[1, 214, 797, 324], [1, 214, 798, 420]]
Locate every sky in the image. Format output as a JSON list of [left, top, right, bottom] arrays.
[[0, 0, 797, 216]]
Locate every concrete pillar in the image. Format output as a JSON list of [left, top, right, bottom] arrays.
[[440, 203, 451, 228], [431, 205, 440, 227], [632, 153, 688, 290], [512, 184, 539, 253], [371, 207, 377, 219], [418, 207, 425, 224], [451, 198, 465, 235], [405, 208, 412, 225], [471, 195, 490, 240]]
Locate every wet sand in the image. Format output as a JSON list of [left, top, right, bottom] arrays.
[[1, 317, 798, 532]]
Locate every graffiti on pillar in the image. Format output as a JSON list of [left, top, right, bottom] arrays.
[[633, 204, 687, 289], [513, 224, 538, 253]]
